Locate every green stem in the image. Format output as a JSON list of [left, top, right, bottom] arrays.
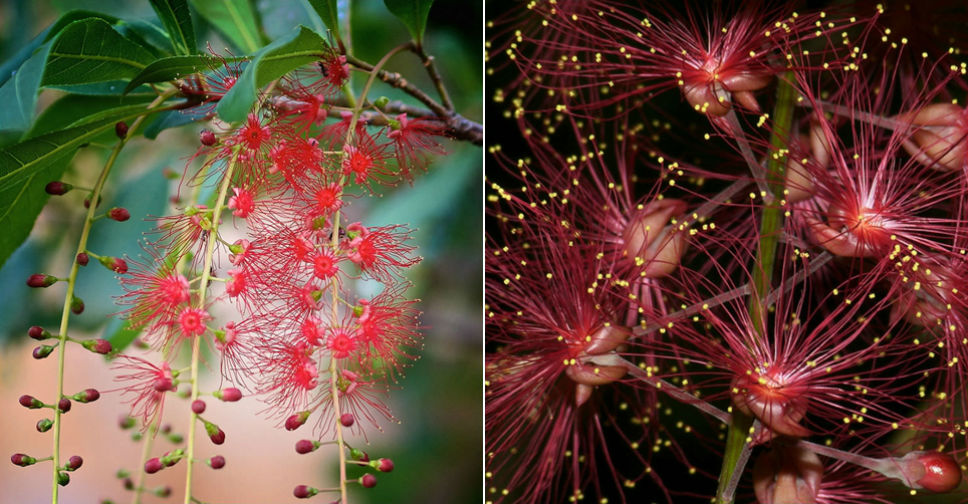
[[714, 72, 796, 504], [181, 148, 240, 504], [49, 89, 174, 504]]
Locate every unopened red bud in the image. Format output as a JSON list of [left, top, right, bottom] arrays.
[[36, 418, 53, 432], [76, 253, 89, 266], [28, 326, 50, 340], [914, 452, 962, 493], [145, 457, 163, 474], [70, 296, 84, 315], [200, 129, 217, 146], [123, 477, 135, 490], [33, 345, 55, 359], [81, 338, 112, 354], [340, 413, 355, 427], [209, 455, 225, 469], [97, 256, 127, 274], [191, 400, 206, 414], [350, 448, 369, 462], [115, 121, 128, 139], [27, 274, 58, 288], [11, 453, 36, 467], [108, 207, 130, 222], [45, 181, 73, 195], [58, 398, 71, 413], [293, 485, 318, 498], [210, 428, 225, 445], [119, 416, 136, 430], [66, 455, 83, 471], [373, 458, 393, 472], [215, 387, 242, 402], [295, 440, 319, 454], [57, 472, 70, 486], [73, 388, 100, 403], [285, 410, 311, 431], [19, 395, 43, 409], [155, 486, 172, 497], [360, 473, 377, 488]]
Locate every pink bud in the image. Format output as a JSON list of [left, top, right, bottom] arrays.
[[375, 458, 394, 472], [115, 121, 128, 139], [200, 129, 217, 146], [19, 395, 43, 409], [191, 400, 206, 414], [28, 326, 50, 340], [70, 296, 84, 315], [36, 419, 53, 432], [76, 253, 89, 266], [209, 455, 226, 469], [108, 207, 130, 222], [33, 345, 55, 359], [340, 413, 355, 427], [57, 398, 71, 413], [44, 181, 73, 195], [98, 256, 128, 274], [293, 485, 317, 498], [26, 274, 58, 288], [66, 455, 83, 471], [912, 452, 962, 493], [73, 388, 100, 403], [295, 440, 318, 454], [285, 411, 311, 431], [360, 473, 377, 488], [216, 388, 242, 402], [144, 457, 163, 474], [11, 453, 36, 467], [81, 338, 112, 354], [153, 378, 175, 392]]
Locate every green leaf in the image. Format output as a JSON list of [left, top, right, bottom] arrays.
[[124, 54, 241, 94], [150, 0, 197, 55], [29, 96, 155, 138], [144, 108, 210, 139], [189, 0, 263, 53], [383, 0, 434, 46], [50, 81, 155, 97], [0, 43, 51, 142], [42, 18, 156, 86], [306, 0, 341, 43], [0, 105, 163, 269], [216, 26, 327, 122]]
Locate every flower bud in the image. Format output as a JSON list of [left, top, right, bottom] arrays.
[[27, 274, 58, 288], [123, 477, 135, 490], [28, 326, 51, 340], [45, 181, 73, 195], [350, 448, 369, 462], [33, 345, 55, 359], [81, 338, 112, 354], [119, 417, 136, 430], [69, 295, 84, 315], [115, 121, 128, 139], [76, 253, 89, 266], [295, 440, 320, 454], [84, 195, 102, 208], [209, 455, 226, 469], [203, 421, 225, 445], [293, 485, 318, 498], [215, 387, 242, 402], [191, 399, 206, 414], [36, 418, 53, 432], [154, 486, 172, 498], [898, 451, 963, 493], [19, 395, 43, 409], [107, 207, 130, 222], [58, 398, 71, 413], [65, 455, 83, 471], [98, 256, 128, 274], [371, 458, 394, 472], [200, 129, 217, 146], [11, 453, 37, 467], [153, 377, 175, 392], [285, 411, 311, 431], [57, 472, 70, 486], [360, 474, 377, 488], [144, 457, 163, 474], [340, 413, 355, 427], [73, 388, 100, 403]]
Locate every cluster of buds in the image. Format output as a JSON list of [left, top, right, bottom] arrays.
[[487, 1, 968, 503]]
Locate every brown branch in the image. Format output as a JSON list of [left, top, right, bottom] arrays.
[[322, 97, 482, 146], [411, 45, 454, 111]]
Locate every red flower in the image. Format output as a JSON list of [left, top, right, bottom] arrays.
[[386, 114, 446, 182], [228, 186, 256, 218], [177, 307, 211, 340], [112, 355, 176, 427], [345, 223, 420, 283], [117, 252, 191, 341], [341, 132, 393, 192], [354, 282, 422, 379]]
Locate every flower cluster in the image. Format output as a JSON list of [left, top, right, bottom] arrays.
[[487, 1, 968, 503]]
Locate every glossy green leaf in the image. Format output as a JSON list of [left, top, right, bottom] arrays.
[[124, 54, 241, 94], [51, 81, 155, 97], [42, 18, 156, 86], [306, 0, 341, 43], [144, 108, 210, 139], [0, 43, 51, 142], [29, 96, 156, 138], [189, 0, 264, 53], [216, 25, 327, 122], [150, 0, 197, 55], [383, 0, 434, 46], [0, 105, 163, 269], [114, 19, 176, 59]]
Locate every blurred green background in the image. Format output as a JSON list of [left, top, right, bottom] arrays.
[[0, 0, 481, 502]]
